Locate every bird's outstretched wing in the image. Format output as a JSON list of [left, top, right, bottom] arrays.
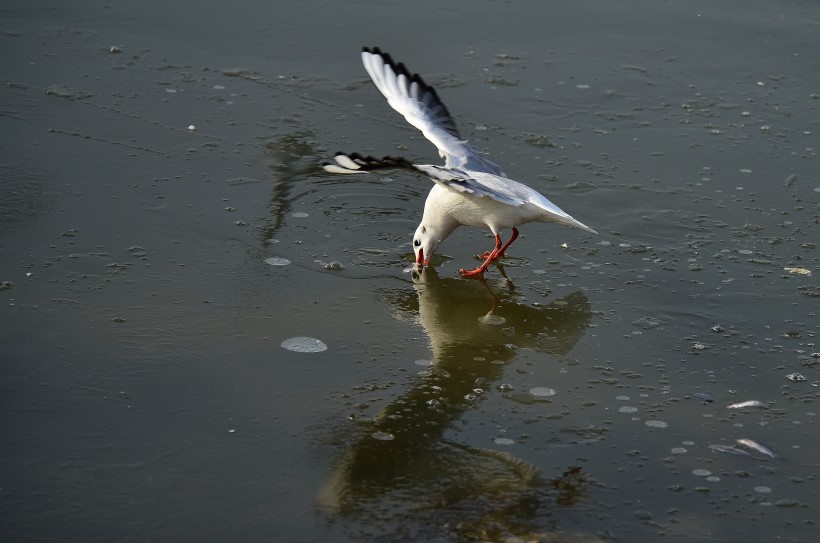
[[361, 47, 505, 177], [322, 152, 417, 175], [323, 153, 524, 207]]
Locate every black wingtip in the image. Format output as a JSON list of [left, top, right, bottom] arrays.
[[359, 46, 462, 141]]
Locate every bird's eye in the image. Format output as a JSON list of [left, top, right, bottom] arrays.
[[413, 239, 421, 247]]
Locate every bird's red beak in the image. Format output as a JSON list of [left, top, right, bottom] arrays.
[[416, 248, 424, 265]]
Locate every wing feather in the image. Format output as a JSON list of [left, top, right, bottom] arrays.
[[361, 47, 506, 177]]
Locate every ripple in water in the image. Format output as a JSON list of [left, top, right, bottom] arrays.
[[281, 336, 327, 353]]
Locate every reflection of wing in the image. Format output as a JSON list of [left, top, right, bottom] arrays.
[[414, 272, 592, 363], [261, 132, 324, 243], [525, 290, 592, 357], [317, 434, 591, 543], [319, 274, 593, 537]]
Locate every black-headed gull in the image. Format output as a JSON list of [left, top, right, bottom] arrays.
[[324, 47, 597, 276]]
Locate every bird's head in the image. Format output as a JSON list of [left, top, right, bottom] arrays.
[[412, 223, 442, 268]]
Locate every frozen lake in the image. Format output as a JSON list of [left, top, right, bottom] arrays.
[[1, 1, 818, 541]]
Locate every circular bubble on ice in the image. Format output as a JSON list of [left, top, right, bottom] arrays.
[[692, 468, 712, 477], [265, 257, 291, 266], [671, 447, 688, 455], [291, 211, 309, 218], [494, 437, 515, 445], [414, 359, 433, 367], [530, 387, 556, 397], [619, 406, 638, 413], [281, 336, 327, 353], [372, 431, 395, 441], [754, 486, 772, 494], [645, 420, 668, 428]]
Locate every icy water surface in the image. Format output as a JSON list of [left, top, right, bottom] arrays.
[[1, 1, 818, 542]]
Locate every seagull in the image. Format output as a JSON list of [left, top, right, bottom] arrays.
[[324, 47, 597, 276]]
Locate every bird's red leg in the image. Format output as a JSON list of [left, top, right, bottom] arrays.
[[476, 227, 519, 260], [461, 234, 503, 277], [495, 227, 519, 259]]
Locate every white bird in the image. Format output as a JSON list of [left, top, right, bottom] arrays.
[[324, 47, 597, 276]]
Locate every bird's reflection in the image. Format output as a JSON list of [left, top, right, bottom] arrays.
[[320, 270, 595, 541], [259, 131, 325, 245]]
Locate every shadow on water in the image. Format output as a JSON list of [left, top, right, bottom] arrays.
[[319, 269, 601, 541], [259, 131, 325, 245]]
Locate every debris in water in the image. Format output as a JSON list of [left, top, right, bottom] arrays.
[[691, 392, 714, 403], [737, 438, 778, 458], [45, 85, 93, 100], [280, 336, 327, 353], [727, 400, 766, 409], [633, 316, 663, 330], [786, 373, 806, 382], [226, 177, 262, 186], [529, 386, 556, 397], [265, 257, 291, 266], [784, 267, 811, 276], [371, 431, 395, 441], [709, 444, 752, 457]]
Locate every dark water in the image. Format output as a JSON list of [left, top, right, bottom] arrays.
[[1, 1, 818, 542]]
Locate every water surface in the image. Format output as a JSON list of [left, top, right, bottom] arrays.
[[1, 1, 818, 542]]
